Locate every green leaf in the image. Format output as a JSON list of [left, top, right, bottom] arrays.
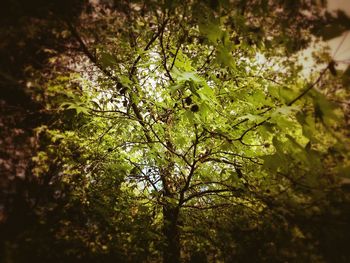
[[238, 113, 264, 123], [100, 52, 117, 67], [172, 68, 202, 83], [262, 153, 283, 173], [169, 83, 183, 95], [311, 90, 341, 125], [60, 101, 89, 115], [199, 19, 222, 43], [197, 84, 216, 103], [216, 46, 235, 67]]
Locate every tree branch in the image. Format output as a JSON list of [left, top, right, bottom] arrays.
[[66, 20, 155, 143]]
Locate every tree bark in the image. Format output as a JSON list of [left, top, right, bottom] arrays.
[[163, 203, 180, 263]]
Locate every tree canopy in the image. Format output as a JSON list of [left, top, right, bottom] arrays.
[[1, 0, 350, 262]]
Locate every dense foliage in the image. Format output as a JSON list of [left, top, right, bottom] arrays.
[[1, 0, 350, 262]]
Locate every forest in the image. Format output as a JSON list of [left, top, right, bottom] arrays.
[[1, 0, 350, 262]]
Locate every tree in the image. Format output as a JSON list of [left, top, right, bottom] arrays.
[[7, 0, 350, 262], [0, 1, 90, 261]]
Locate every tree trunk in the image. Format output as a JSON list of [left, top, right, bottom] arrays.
[[163, 203, 180, 263]]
